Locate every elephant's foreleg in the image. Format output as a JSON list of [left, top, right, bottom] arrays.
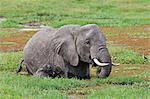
[[78, 61, 90, 79], [68, 61, 90, 79]]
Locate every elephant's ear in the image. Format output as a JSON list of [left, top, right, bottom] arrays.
[[57, 28, 79, 66]]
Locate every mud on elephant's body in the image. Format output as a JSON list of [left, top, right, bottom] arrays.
[[17, 24, 112, 79]]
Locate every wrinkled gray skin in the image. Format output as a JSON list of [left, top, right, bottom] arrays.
[[23, 24, 112, 79]]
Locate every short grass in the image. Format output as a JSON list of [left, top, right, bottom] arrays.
[[0, 51, 23, 71], [108, 45, 150, 64], [0, 0, 149, 28], [0, 31, 12, 38], [128, 32, 150, 39], [87, 85, 149, 99], [0, 71, 149, 98], [0, 49, 149, 98], [0, 41, 16, 45], [0, 28, 18, 37]]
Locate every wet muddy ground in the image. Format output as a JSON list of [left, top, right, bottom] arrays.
[[0, 25, 149, 56]]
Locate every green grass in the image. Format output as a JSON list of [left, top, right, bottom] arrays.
[[0, 72, 89, 91], [0, 28, 18, 37], [105, 32, 119, 37], [0, 72, 84, 98], [108, 45, 150, 64], [0, 32, 11, 37], [0, 41, 16, 45], [95, 76, 144, 85], [0, 71, 149, 98], [0, 72, 88, 98], [0, 0, 149, 28], [128, 32, 150, 39], [0, 51, 149, 98], [87, 85, 149, 99], [138, 71, 150, 80], [0, 19, 20, 28], [0, 51, 23, 71]]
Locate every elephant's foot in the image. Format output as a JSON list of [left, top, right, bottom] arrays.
[[77, 75, 91, 80], [85, 75, 91, 79]]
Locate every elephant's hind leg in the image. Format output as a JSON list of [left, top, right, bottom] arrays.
[[34, 64, 65, 78]]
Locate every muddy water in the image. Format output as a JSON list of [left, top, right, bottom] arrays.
[[0, 25, 150, 55], [102, 25, 150, 56]]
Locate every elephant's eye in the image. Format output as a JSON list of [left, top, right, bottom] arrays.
[[84, 40, 90, 45]]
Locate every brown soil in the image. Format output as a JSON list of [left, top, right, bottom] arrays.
[[0, 31, 36, 52], [111, 64, 150, 81], [102, 25, 150, 56]]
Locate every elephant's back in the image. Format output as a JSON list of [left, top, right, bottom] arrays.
[[24, 27, 56, 51], [23, 27, 57, 74]]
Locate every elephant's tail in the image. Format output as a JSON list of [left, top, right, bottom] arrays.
[[16, 59, 24, 74]]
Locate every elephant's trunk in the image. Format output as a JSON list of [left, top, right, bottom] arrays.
[[90, 46, 112, 78], [97, 48, 112, 78]]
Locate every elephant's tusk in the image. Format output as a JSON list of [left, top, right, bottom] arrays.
[[93, 58, 109, 67], [112, 63, 120, 66]]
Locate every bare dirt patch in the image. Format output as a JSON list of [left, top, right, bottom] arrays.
[[102, 25, 150, 56], [111, 64, 150, 81], [0, 30, 36, 52]]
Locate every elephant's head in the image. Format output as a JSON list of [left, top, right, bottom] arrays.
[[56, 24, 112, 78], [75, 24, 112, 78]]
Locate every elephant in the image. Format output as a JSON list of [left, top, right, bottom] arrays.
[[17, 24, 113, 79]]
